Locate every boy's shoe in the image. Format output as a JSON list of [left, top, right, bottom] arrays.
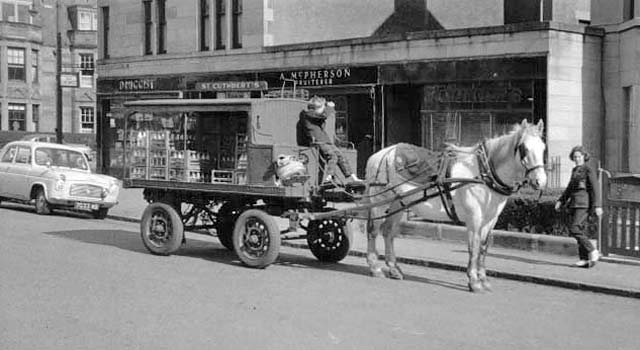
[[574, 260, 589, 267]]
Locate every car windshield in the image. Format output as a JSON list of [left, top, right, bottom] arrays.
[[35, 147, 88, 170]]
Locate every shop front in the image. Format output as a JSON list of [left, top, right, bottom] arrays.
[[97, 66, 379, 178], [380, 56, 547, 152]]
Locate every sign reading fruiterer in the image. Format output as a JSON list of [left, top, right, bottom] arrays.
[[261, 66, 377, 87], [60, 73, 79, 88]]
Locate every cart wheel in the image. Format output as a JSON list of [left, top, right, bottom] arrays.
[[216, 203, 240, 251], [140, 202, 184, 255], [307, 218, 352, 262], [232, 209, 281, 268]]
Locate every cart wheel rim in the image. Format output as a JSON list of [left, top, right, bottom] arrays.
[[145, 209, 173, 248], [309, 219, 344, 251], [238, 217, 271, 259]]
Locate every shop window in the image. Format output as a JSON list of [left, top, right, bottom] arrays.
[[215, 0, 226, 50], [143, 0, 153, 55], [200, 0, 211, 51], [232, 0, 242, 49], [81, 107, 95, 133], [157, 0, 167, 54], [1, 1, 32, 24], [8, 47, 25, 81], [31, 49, 38, 83], [80, 53, 95, 88], [9, 103, 26, 131], [102, 6, 110, 58]]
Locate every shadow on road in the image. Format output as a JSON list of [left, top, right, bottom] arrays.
[[1, 202, 95, 220], [43, 228, 468, 292], [453, 249, 568, 267]]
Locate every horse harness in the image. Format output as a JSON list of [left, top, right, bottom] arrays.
[[372, 139, 544, 224]]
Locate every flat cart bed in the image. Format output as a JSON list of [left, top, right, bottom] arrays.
[[124, 178, 307, 199]]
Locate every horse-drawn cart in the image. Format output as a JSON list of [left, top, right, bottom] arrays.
[[121, 97, 359, 268]]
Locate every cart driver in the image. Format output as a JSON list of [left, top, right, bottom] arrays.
[[297, 96, 363, 185]]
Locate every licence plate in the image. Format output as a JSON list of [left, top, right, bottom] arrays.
[[74, 202, 99, 211]]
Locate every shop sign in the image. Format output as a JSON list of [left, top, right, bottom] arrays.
[[261, 66, 377, 87], [195, 81, 268, 91], [423, 83, 527, 105], [97, 77, 182, 93], [60, 73, 79, 88]]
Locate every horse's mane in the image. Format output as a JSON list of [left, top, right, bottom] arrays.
[[444, 121, 542, 153]]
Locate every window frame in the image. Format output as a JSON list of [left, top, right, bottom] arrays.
[[156, 0, 167, 54], [232, 0, 242, 49], [31, 49, 38, 83], [79, 53, 95, 88], [143, 0, 153, 55], [200, 0, 211, 51], [215, 0, 226, 50], [8, 103, 27, 131], [7, 47, 26, 81], [102, 6, 110, 59], [80, 106, 96, 133]]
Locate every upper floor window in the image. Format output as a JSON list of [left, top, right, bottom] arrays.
[[215, 0, 226, 50], [624, 0, 636, 21], [232, 0, 242, 49], [200, 0, 211, 51], [31, 49, 38, 82], [157, 0, 167, 54], [8, 47, 25, 81], [143, 0, 153, 55], [102, 6, 110, 58], [1, 0, 32, 24], [78, 9, 98, 30], [80, 53, 94, 88], [80, 107, 95, 133]]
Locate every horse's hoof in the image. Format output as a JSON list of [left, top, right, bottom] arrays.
[[388, 266, 404, 280], [370, 267, 385, 278], [481, 280, 493, 292], [468, 281, 485, 293]]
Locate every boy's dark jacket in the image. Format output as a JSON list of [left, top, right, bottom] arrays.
[[558, 164, 601, 209], [296, 107, 334, 146]]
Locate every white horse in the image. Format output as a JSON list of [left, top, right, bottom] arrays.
[[362, 119, 547, 292]]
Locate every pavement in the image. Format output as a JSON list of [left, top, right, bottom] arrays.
[[110, 188, 640, 298]]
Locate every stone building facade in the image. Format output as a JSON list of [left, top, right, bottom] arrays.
[[0, 0, 97, 135], [96, 0, 610, 185]]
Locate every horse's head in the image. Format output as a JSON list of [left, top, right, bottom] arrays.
[[515, 119, 547, 189]]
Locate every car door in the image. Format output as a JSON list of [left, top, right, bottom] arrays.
[[0, 145, 17, 197], [7, 146, 33, 200]]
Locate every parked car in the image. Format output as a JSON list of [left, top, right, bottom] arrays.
[[0, 141, 121, 219], [20, 134, 96, 166]]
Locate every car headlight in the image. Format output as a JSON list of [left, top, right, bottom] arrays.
[[55, 174, 66, 191]]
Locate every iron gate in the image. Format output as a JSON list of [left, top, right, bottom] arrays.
[[601, 172, 640, 259]]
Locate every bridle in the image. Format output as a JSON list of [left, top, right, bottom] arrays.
[[515, 141, 545, 178]]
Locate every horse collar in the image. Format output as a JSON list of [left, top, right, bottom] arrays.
[[477, 142, 521, 196]]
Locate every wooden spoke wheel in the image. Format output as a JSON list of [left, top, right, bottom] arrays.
[[306, 217, 352, 263], [232, 209, 280, 268], [140, 202, 184, 256]]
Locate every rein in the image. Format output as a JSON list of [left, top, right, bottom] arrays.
[[477, 140, 544, 196]]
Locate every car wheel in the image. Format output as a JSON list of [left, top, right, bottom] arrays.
[[93, 208, 109, 220], [35, 189, 51, 215]]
